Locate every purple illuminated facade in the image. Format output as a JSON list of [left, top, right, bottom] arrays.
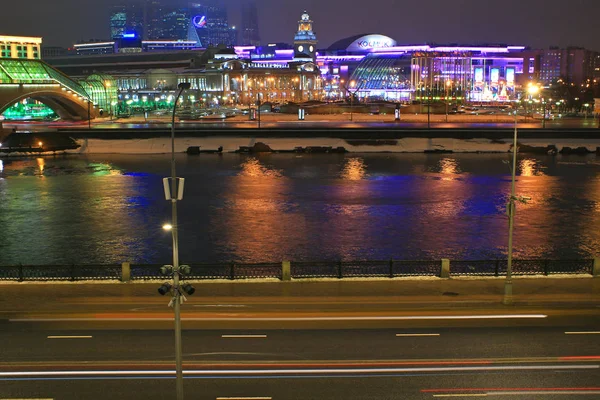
[[232, 35, 528, 102]]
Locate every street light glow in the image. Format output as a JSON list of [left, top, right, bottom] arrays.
[[162, 224, 173, 231]]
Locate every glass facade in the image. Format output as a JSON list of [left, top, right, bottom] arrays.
[[349, 54, 412, 100], [80, 74, 118, 112], [0, 59, 90, 99]]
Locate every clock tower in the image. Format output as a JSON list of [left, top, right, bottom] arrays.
[[293, 11, 317, 61]]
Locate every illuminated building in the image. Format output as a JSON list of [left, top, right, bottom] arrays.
[[0, 35, 42, 60], [109, 2, 145, 39], [187, 1, 237, 47], [293, 11, 317, 62], [73, 39, 200, 56], [241, 0, 261, 46], [316, 37, 527, 102], [537, 47, 598, 86]]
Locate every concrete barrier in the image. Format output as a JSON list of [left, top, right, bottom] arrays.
[[282, 261, 291, 281], [441, 259, 450, 278], [121, 262, 131, 282]]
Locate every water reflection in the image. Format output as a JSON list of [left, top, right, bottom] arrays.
[[439, 158, 460, 181], [216, 156, 296, 262], [238, 157, 282, 178], [36, 158, 45, 175], [3, 153, 600, 265], [519, 158, 546, 177], [341, 157, 367, 180]]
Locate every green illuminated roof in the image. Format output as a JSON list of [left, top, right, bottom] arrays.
[[0, 59, 90, 99]]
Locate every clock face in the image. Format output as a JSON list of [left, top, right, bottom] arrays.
[[309, 45, 314, 52], [298, 45, 304, 52]]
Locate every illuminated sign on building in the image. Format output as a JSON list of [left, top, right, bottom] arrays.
[[490, 68, 500, 83], [506, 68, 515, 86], [193, 15, 207, 28], [474, 67, 484, 84], [346, 35, 397, 52]]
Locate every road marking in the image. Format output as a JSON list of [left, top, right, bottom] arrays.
[[0, 364, 596, 378], [47, 336, 92, 339], [195, 305, 249, 308], [10, 314, 548, 322], [396, 333, 440, 337], [565, 331, 600, 335], [221, 335, 267, 338], [216, 398, 271, 400], [433, 395, 487, 398]]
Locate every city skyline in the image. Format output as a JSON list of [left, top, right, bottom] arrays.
[[1, 0, 599, 50]]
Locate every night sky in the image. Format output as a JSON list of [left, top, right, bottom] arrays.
[[2, 0, 599, 51]]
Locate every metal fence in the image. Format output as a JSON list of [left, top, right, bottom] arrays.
[[290, 260, 441, 278], [0, 259, 594, 282], [450, 259, 594, 276]]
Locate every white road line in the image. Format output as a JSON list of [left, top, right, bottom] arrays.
[[221, 335, 267, 338], [10, 314, 548, 322], [565, 331, 600, 335], [396, 333, 440, 337], [216, 397, 272, 400], [0, 364, 596, 378], [47, 336, 92, 339]]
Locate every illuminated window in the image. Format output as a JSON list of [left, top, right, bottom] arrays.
[[0, 45, 10, 58]]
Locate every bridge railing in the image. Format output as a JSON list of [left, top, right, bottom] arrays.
[[0, 258, 596, 282]]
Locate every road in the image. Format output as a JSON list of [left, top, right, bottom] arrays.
[[4, 113, 600, 131], [0, 279, 599, 399]]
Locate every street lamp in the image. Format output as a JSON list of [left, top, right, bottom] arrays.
[[503, 108, 531, 305], [162, 81, 192, 400], [526, 83, 540, 123], [445, 80, 452, 123], [347, 80, 360, 122]]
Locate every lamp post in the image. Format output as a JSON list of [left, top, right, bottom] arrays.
[[503, 107, 530, 305], [256, 94, 261, 129], [347, 80, 360, 122], [445, 80, 452, 123], [526, 83, 540, 124], [427, 89, 431, 129], [167, 81, 191, 400]]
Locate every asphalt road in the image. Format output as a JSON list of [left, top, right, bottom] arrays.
[[1, 279, 599, 399], [0, 326, 599, 399]]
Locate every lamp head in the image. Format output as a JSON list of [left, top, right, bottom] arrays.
[[158, 282, 172, 295], [178, 82, 191, 90]]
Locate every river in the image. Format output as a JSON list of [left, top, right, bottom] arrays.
[[1, 152, 599, 265]]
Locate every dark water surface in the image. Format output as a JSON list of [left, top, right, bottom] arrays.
[[1, 153, 599, 265]]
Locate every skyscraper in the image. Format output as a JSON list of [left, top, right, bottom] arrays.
[[109, 1, 145, 39], [241, 0, 260, 46], [109, 0, 237, 45], [187, 1, 236, 47]]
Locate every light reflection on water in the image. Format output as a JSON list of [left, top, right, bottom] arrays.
[[1, 153, 600, 265], [341, 157, 368, 180]]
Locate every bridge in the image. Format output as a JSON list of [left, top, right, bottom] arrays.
[[0, 59, 98, 120]]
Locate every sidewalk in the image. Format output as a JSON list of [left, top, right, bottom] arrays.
[[1, 277, 598, 314]]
